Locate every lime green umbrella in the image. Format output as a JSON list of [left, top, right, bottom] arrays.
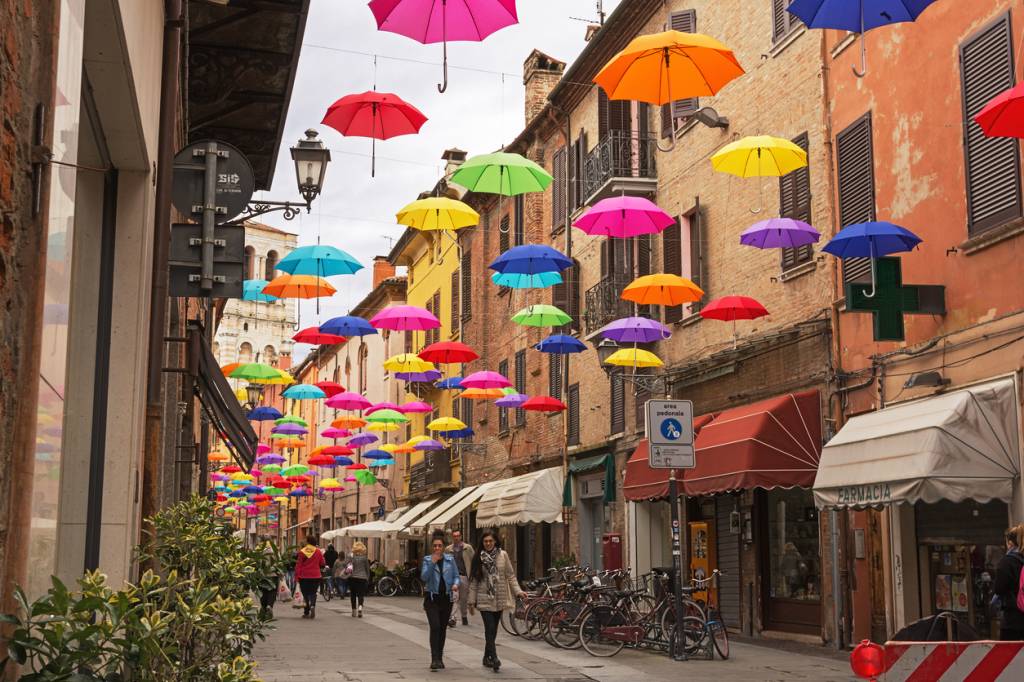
[[229, 363, 281, 383], [365, 408, 410, 424], [450, 152, 553, 196], [512, 304, 571, 327], [500, 386, 517, 395], [269, 433, 292, 440], [275, 415, 308, 426], [354, 469, 378, 486], [281, 464, 309, 476]]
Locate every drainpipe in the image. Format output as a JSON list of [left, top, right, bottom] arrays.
[[143, 0, 184, 530]]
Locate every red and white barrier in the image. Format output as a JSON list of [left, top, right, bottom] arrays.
[[851, 640, 1024, 681]]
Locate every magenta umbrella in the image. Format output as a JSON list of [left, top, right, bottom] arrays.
[[321, 427, 350, 440], [366, 401, 403, 414], [462, 370, 512, 389], [368, 0, 519, 92], [400, 400, 434, 414], [370, 305, 440, 331], [572, 196, 674, 238], [325, 391, 373, 411]]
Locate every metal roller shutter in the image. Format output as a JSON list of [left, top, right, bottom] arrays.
[[715, 495, 741, 629]]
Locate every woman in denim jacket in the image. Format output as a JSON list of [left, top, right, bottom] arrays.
[[421, 529, 461, 671]]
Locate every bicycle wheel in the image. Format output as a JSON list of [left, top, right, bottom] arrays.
[[501, 609, 518, 636], [708, 611, 729, 660], [321, 581, 332, 601], [668, 616, 706, 658], [376, 576, 398, 597], [523, 600, 549, 640], [578, 605, 627, 657], [659, 598, 705, 638], [547, 602, 584, 649], [626, 593, 658, 621], [510, 595, 530, 636]]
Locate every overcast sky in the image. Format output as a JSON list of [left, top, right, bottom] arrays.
[[258, 0, 622, 355]]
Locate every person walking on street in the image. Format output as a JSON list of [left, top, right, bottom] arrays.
[[294, 535, 326, 619], [995, 524, 1024, 640], [332, 550, 349, 598], [324, 543, 339, 573], [258, 537, 281, 619], [421, 529, 460, 671], [446, 529, 475, 626], [468, 530, 523, 672], [347, 541, 371, 618]]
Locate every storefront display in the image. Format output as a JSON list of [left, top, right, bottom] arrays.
[[762, 487, 821, 633]]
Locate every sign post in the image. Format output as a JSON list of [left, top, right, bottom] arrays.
[[645, 399, 695, 661]]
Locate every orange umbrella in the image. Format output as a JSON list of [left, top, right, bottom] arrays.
[[621, 273, 703, 307], [332, 416, 367, 429], [220, 362, 242, 377], [392, 444, 416, 455], [458, 387, 504, 400], [262, 274, 336, 299], [273, 437, 306, 449]]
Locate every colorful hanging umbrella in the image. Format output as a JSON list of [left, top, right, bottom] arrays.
[[395, 370, 443, 383], [276, 415, 308, 426], [711, 136, 808, 178], [494, 393, 529, 409], [368, 459, 396, 468], [383, 353, 436, 373], [322, 445, 355, 456], [315, 381, 346, 398], [220, 362, 242, 377], [366, 401, 403, 414], [459, 387, 505, 400], [282, 384, 327, 400], [332, 415, 367, 429], [229, 363, 282, 384], [348, 433, 379, 447], [522, 396, 567, 412], [399, 400, 434, 414], [289, 487, 313, 498], [318, 478, 344, 491], [281, 464, 309, 476], [321, 427, 349, 439], [370, 305, 440, 331], [605, 348, 664, 368], [208, 450, 229, 463], [435, 376, 463, 390], [490, 244, 572, 275], [325, 391, 373, 411], [276, 245, 363, 277], [261, 464, 283, 475], [427, 417, 466, 432], [368, 0, 519, 92], [242, 279, 279, 302], [263, 274, 336, 299], [740, 218, 820, 249], [308, 454, 336, 467], [293, 327, 347, 345], [362, 449, 392, 460], [377, 444, 400, 454], [975, 82, 1024, 138], [365, 408, 410, 424], [256, 453, 286, 465], [256, 443, 273, 455], [367, 422, 399, 433], [396, 196, 479, 231], [334, 456, 355, 467], [491, 271, 563, 289], [247, 406, 283, 421], [440, 427, 474, 439], [413, 439, 446, 451], [354, 469, 378, 485], [322, 91, 427, 177], [572, 196, 674, 238], [512, 304, 571, 327], [621, 274, 704, 307], [451, 152, 553, 196], [418, 341, 479, 364], [600, 317, 672, 344], [823, 221, 922, 296], [320, 316, 377, 337], [346, 462, 369, 470], [273, 437, 306, 449], [534, 334, 587, 354], [461, 370, 512, 389], [699, 296, 769, 322], [265, 369, 296, 386], [271, 423, 307, 435]]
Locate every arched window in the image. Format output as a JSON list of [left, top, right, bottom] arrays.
[[264, 345, 277, 366], [244, 245, 256, 280], [265, 250, 278, 281], [238, 342, 253, 363], [358, 343, 369, 394]]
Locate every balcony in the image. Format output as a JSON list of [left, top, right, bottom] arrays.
[[582, 130, 658, 204], [584, 276, 635, 336], [408, 449, 455, 498]]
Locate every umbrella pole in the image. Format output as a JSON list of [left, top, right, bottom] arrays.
[[657, 48, 677, 153]]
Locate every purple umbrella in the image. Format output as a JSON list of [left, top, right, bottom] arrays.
[[601, 317, 672, 344], [395, 369, 443, 383], [572, 196, 674, 238], [271, 423, 308, 436], [413, 439, 446, 451], [495, 393, 529, 409], [740, 218, 820, 249], [256, 453, 286, 465], [348, 433, 379, 448]]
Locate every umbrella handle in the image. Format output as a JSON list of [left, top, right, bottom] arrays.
[[852, 19, 867, 78], [657, 47, 676, 152], [437, 4, 449, 93], [749, 178, 764, 214]]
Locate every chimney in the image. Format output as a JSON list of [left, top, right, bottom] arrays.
[[585, 24, 601, 43], [523, 50, 566, 124], [442, 148, 467, 179], [372, 256, 395, 288]]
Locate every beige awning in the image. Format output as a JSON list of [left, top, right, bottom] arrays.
[[813, 379, 1020, 509], [403, 487, 479, 537], [476, 467, 564, 527], [384, 506, 409, 523], [428, 482, 497, 531], [331, 500, 440, 539]]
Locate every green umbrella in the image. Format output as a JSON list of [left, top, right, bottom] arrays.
[[500, 386, 517, 395], [264, 486, 285, 496], [229, 363, 280, 382], [354, 469, 378, 486], [269, 433, 292, 440], [450, 152, 553, 196], [275, 415, 308, 427], [512, 304, 571, 327], [281, 464, 309, 476], [365, 408, 410, 424]]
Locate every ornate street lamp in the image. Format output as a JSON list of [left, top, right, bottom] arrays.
[[594, 338, 667, 394], [242, 383, 265, 411], [231, 129, 331, 223]]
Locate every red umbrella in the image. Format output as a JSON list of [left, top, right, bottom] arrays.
[[292, 326, 347, 345], [975, 82, 1024, 138], [315, 381, 346, 397], [322, 445, 354, 456], [346, 463, 369, 470], [699, 296, 769, 322], [322, 91, 427, 176], [308, 454, 336, 466], [418, 341, 479, 364], [522, 396, 567, 412]]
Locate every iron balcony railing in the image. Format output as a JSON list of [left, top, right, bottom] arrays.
[[581, 130, 658, 202], [584, 276, 635, 336]]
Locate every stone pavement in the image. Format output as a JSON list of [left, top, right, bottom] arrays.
[[253, 595, 855, 682]]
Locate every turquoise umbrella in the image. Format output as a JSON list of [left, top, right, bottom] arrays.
[[491, 271, 563, 289], [282, 384, 327, 400], [276, 245, 363, 277], [243, 279, 279, 302]]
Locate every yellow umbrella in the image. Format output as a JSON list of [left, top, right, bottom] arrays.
[[367, 422, 399, 433], [230, 472, 254, 481], [427, 417, 466, 432], [264, 368, 296, 386], [621, 273, 703, 306], [710, 136, 808, 178], [274, 496, 289, 505], [406, 435, 432, 447], [605, 348, 664, 368], [396, 197, 479, 231], [378, 444, 400, 454], [383, 353, 436, 373], [262, 274, 336, 299]]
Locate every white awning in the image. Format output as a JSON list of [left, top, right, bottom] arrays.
[[332, 499, 441, 539], [813, 379, 1020, 509], [403, 487, 478, 537], [476, 467, 564, 527], [384, 506, 409, 523], [428, 482, 498, 531]]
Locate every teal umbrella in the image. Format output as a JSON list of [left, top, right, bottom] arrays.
[[243, 279, 279, 302], [282, 384, 327, 400], [491, 271, 563, 289], [276, 245, 363, 276], [450, 152, 553, 196]]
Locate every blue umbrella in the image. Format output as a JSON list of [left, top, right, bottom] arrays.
[[439, 427, 474, 439], [242, 485, 264, 494], [787, 0, 938, 76], [228, 490, 247, 498], [535, 334, 587, 354], [435, 377, 463, 390], [491, 271, 563, 289], [320, 315, 378, 337], [242, 279, 279, 302], [489, 244, 573, 276], [368, 458, 396, 467], [276, 245, 363, 276], [247, 406, 283, 421], [333, 456, 354, 467], [362, 450, 392, 460], [282, 384, 327, 400], [823, 221, 922, 297]]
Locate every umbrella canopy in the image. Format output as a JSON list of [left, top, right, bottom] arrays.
[[399, 400, 434, 414], [439, 427, 474, 439], [220, 362, 242, 376], [366, 401, 403, 414], [322, 91, 426, 177], [595, 30, 744, 105], [450, 152, 553, 196], [273, 437, 306, 449], [396, 196, 479, 231], [462, 370, 512, 389], [229, 363, 282, 383], [975, 82, 1024, 138], [512, 304, 571, 327], [494, 393, 529, 409], [491, 271, 563, 289], [264, 369, 296, 386], [383, 353, 435, 373], [315, 381, 346, 398], [601, 317, 672, 344], [786, 0, 937, 32], [621, 274, 704, 306], [418, 341, 479, 364], [282, 384, 327, 400], [247, 406, 283, 421], [822, 222, 923, 259], [263, 274, 336, 299], [276, 245, 363, 277], [256, 443, 272, 455], [243, 279, 279, 302], [348, 433, 379, 447], [413, 439, 446, 451], [308, 454, 336, 467], [321, 427, 350, 439], [281, 464, 309, 476], [289, 488, 313, 498], [605, 348, 664, 368], [370, 305, 440, 331], [368, 459, 396, 468], [490, 244, 572, 275], [325, 391, 373, 411], [377, 444, 400, 454], [334, 456, 354, 467], [256, 453, 286, 465], [293, 327, 347, 345], [368, 422, 398, 433], [395, 370, 442, 383], [534, 334, 587, 354], [208, 450, 229, 462], [740, 218, 820, 249], [362, 449, 393, 460], [270, 423, 307, 435], [428, 417, 467, 432], [365, 408, 410, 424], [322, 445, 355, 456], [406, 435, 432, 446], [435, 376, 463, 389], [522, 396, 567, 412], [276, 415, 308, 426], [459, 387, 504, 400], [711, 136, 808, 178], [572, 196, 674, 237], [320, 316, 377, 337], [700, 296, 769, 322], [332, 415, 367, 429], [318, 478, 344, 490]]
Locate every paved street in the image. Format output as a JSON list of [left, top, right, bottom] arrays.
[[253, 596, 855, 682]]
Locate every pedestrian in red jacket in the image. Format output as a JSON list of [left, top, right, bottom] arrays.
[[295, 535, 326, 619]]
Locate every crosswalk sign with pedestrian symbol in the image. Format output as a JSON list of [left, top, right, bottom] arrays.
[[645, 400, 695, 469]]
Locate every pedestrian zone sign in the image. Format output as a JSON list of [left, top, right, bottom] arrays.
[[645, 399, 695, 469]]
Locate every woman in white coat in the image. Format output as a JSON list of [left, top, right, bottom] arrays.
[[467, 530, 523, 672]]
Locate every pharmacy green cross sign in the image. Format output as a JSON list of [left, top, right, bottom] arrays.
[[844, 257, 945, 341]]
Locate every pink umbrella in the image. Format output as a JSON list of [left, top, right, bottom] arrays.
[[325, 391, 373, 411], [321, 427, 350, 440], [462, 370, 512, 389], [250, 467, 263, 478], [366, 401, 403, 414], [370, 305, 440, 331], [572, 196, 674, 238], [368, 0, 519, 92], [257, 443, 272, 455], [400, 400, 434, 414]]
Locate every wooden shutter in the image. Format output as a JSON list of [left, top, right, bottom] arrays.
[[514, 350, 527, 426], [634, 384, 651, 434], [780, 132, 814, 269], [549, 353, 562, 400], [404, 329, 412, 354], [636, 235, 652, 318], [431, 292, 441, 345], [460, 249, 472, 321], [961, 14, 1022, 235], [663, 218, 683, 324], [599, 89, 631, 138], [552, 146, 566, 231], [568, 259, 580, 332], [499, 214, 510, 254], [689, 206, 707, 314], [462, 397, 473, 429], [836, 113, 876, 283], [570, 132, 588, 209], [610, 369, 625, 435], [568, 384, 580, 446], [669, 11, 698, 123], [450, 270, 459, 335], [772, 0, 802, 43], [498, 359, 509, 432], [514, 194, 525, 246]]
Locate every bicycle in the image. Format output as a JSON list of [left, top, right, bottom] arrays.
[[318, 569, 333, 602], [668, 569, 730, 660], [376, 565, 424, 597]]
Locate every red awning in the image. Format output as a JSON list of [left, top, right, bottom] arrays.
[[623, 414, 716, 501], [682, 390, 822, 496]]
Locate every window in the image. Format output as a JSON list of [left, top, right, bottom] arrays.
[[836, 113, 876, 283], [551, 258, 580, 333], [663, 206, 706, 323], [498, 359, 510, 433], [960, 14, 1021, 235], [552, 146, 567, 231], [610, 369, 625, 435], [771, 0, 803, 44], [634, 384, 651, 433], [599, 89, 631, 138], [779, 132, 814, 270], [461, 397, 473, 430], [358, 343, 368, 394], [661, 10, 698, 138], [450, 270, 459, 336], [460, 247, 472, 321], [431, 291, 441, 344], [567, 384, 580, 446], [237, 342, 253, 363], [549, 353, 562, 400], [514, 350, 527, 427], [766, 488, 821, 603], [570, 131, 587, 210], [263, 345, 277, 366], [265, 250, 278, 281], [514, 195, 525, 246], [244, 245, 256, 280], [499, 214, 510, 254]]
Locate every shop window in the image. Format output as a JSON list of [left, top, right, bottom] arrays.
[[766, 488, 821, 603]]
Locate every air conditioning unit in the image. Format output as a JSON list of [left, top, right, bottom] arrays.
[[579, 475, 605, 500]]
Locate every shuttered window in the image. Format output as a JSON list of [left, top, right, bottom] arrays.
[[461, 397, 473, 429], [450, 270, 459, 335], [599, 89, 631, 138], [552, 146, 567, 231], [514, 350, 527, 426], [551, 258, 581, 333], [499, 214, 510, 254], [549, 353, 562, 400], [779, 132, 814, 270], [568, 384, 580, 446], [772, 0, 802, 43], [635, 384, 651, 433], [636, 234, 652, 318], [610, 369, 625, 435], [498, 359, 510, 432], [427, 291, 440, 346], [960, 14, 1022, 235], [514, 194, 525, 246], [663, 218, 683, 324], [661, 10, 698, 138], [460, 248, 472, 321], [836, 113, 876, 283], [688, 209, 707, 314], [570, 133, 588, 210]]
